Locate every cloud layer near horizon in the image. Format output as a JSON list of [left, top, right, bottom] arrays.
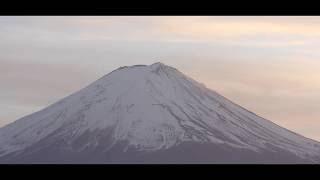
[[1, 16, 320, 141]]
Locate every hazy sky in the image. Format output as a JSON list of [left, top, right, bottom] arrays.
[[1, 16, 320, 141]]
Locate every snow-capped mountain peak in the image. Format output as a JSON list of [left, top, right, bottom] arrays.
[[0, 62, 320, 163]]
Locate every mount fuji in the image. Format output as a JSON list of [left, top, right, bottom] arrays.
[[0, 62, 320, 164]]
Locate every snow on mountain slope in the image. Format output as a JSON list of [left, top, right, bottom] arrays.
[[0, 62, 319, 163]]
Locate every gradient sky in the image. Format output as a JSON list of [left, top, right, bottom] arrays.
[[1, 16, 320, 141]]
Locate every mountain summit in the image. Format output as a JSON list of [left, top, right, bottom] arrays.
[[1, 62, 320, 163]]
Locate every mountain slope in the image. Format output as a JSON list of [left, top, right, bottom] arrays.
[[0, 62, 320, 163]]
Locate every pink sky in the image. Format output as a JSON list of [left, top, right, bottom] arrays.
[[0, 16, 320, 141]]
